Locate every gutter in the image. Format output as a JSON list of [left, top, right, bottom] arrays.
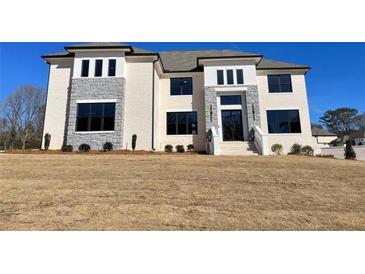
[[151, 56, 160, 151]]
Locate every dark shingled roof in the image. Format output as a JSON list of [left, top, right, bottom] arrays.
[[311, 126, 337, 136], [42, 43, 310, 72]]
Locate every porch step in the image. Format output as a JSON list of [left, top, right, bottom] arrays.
[[219, 141, 259, 156]]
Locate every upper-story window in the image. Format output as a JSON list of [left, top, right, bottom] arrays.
[[236, 69, 244, 84], [226, 70, 234, 85], [81, 60, 89, 77], [268, 74, 292, 93], [217, 70, 224, 85], [94, 60, 103, 77], [170, 77, 193, 95], [108, 59, 116, 77]]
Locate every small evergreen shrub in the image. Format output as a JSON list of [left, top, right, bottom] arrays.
[[102, 142, 113, 152], [164, 144, 173, 152], [78, 143, 91, 152], [271, 143, 283, 155], [290, 143, 302, 155], [132, 134, 137, 151], [61, 144, 73, 152], [345, 141, 356, 159], [44, 133, 51, 151], [176, 145, 185, 153], [301, 145, 314, 156], [187, 144, 194, 152]]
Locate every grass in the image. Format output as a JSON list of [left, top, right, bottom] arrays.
[[0, 153, 364, 230]]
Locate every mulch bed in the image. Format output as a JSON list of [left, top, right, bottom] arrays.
[[4, 149, 204, 155]]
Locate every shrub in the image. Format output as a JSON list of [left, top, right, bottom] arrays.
[[61, 144, 73, 152], [164, 144, 173, 152], [176, 145, 185, 153], [290, 143, 302, 155], [271, 143, 283, 155], [78, 143, 91, 152], [301, 145, 314, 156], [345, 141, 356, 159], [132, 134, 137, 151], [44, 133, 51, 151], [102, 142, 113, 152], [187, 144, 194, 152]]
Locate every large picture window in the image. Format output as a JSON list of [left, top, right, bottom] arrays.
[[167, 112, 198, 135], [267, 110, 301, 133], [268, 74, 292, 93], [170, 77, 193, 95], [76, 103, 116, 132]]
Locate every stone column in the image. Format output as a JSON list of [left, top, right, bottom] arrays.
[[204, 87, 219, 132], [245, 85, 261, 139]]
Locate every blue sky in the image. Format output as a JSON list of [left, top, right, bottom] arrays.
[[0, 42, 364, 122]]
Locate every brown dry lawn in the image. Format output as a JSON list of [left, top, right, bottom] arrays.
[[0, 153, 364, 230]]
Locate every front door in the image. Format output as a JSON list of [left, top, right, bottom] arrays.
[[221, 110, 244, 141]]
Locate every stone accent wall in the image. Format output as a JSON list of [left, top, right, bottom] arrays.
[[245, 85, 261, 133], [204, 87, 218, 132], [65, 78, 125, 150]]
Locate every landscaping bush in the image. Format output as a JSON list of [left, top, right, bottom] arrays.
[[290, 143, 302, 155], [44, 133, 51, 151], [301, 145, 314, 156], [271, 143, 283, 155], [164, 144, 173, 152], [345, 141, 356, 159], [61, 144, 73, 152], [78, 143, 91, 152], [187, 144, 194, 152], [132, 134, 137, 151], [102, 142, 113, 152], [176, 145, 185, 153]]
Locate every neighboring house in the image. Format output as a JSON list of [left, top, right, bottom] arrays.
[[311, 126, 337, 148], [41, 42, 314, 155], [349, 128, 365, 146]]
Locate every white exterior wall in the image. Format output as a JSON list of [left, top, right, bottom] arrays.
[[73, 51, 126, 78], [204, 60, 257, 87], [157, 72, 206, 151], [42, 59, 73, 149], [123, 61, 153, 150], [257, 71, 314, 154]]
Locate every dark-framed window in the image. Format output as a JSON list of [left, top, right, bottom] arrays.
[[170, 78, 193, 95], [81, 60, 89, 77], [236, 69, 244, 84], [167, 112, 197, 135], [268, 74, 292, 93], [267, 110, 301, 133], [227, 69, 234, 85], [108, 59, 116, 77], [220, 95, 241, 105], [94, 60, 103, 77], [76, 103, 116, 132], [217, 70, 224, 85]]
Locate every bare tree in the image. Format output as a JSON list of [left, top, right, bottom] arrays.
[[0, 117, 9, 150], [2, 86, 45, 150]]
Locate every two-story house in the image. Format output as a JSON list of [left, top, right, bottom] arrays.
[[41, 42, 314, 155]]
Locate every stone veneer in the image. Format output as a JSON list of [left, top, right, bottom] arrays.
[[204, 85, 261, 138], [65, 78, 125, 150]]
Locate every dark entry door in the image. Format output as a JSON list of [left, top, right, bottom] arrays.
[[221, 110, 244, 141]]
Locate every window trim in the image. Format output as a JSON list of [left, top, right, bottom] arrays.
[[170, 77, 193, 96], [166, 111, 198, 135], [266, 109, 301, 134], [75, 102, 116, 132], [267, 74, 293, 93]]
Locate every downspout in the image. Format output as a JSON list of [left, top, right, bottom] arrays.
[[151, 56, 160, 151]]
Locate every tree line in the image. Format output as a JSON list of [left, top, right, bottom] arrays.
[[0, 85, 46, 150]]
